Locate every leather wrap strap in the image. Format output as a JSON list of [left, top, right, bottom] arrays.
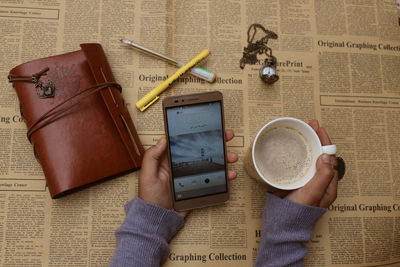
[[8, 67, 50, 83], [26, 82, 121, 142]]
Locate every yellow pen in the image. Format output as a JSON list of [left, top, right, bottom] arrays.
[[136, 49, 210, 111]]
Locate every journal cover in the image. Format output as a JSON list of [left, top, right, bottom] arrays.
[[8, 43, 144, 198]]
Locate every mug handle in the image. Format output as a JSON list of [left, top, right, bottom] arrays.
[[322, 145, 346, 180], [322, 144, 337, 155]]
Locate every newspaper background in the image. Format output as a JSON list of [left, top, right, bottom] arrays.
[[0, 0, 400, 266]]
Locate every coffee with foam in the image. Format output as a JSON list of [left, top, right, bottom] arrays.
[[254, 126, 312, 185]]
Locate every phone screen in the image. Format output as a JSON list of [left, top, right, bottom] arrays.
[[165, 101, 227, 201]]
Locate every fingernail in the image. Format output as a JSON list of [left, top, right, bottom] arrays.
[[156, 137, 165, 147], [330, 156, 336, 166], [321, 154, 331, 163]]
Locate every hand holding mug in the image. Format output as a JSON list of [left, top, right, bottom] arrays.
[[245, 118, 339, 208], [280, 120, 338, 208]]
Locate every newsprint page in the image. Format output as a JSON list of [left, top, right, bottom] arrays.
[[1, 0, 400, 266]]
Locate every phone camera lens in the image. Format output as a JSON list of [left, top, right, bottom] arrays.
[[205, 178, 210, 183]]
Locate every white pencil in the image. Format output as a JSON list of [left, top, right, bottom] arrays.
[[120, 39, 216, 83]]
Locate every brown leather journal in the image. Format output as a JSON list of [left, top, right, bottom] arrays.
[[8, 43, 144, 198]]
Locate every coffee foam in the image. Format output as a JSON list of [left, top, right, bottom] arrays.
[[254, 126, 312, 185]]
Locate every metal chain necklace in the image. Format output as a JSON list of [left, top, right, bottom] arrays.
[[240, 24, 279, 84]]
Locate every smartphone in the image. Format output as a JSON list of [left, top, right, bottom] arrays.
[[162, 91, 229, 211]]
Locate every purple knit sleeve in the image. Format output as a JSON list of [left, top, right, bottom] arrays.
[[109, 197, 184, 267], [255, 193, 326, 267]]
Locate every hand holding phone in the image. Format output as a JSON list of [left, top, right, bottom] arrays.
[[138, 130, 238, 216], [138, 91, 238, 214]]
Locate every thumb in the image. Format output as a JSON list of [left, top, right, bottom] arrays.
[[286, 154, 335, 207], [141, 137, 167, 174], [303, 154, 335, 197]]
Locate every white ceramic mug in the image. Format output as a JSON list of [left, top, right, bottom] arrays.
[[245, 117, 337, 190]]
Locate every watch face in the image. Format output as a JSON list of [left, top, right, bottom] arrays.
[[261, 66, 276, 75], [260, 66, 279, 84]]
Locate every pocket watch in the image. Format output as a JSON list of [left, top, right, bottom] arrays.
[[259, 56, 279, 84], [240, 24, 279, 84]]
